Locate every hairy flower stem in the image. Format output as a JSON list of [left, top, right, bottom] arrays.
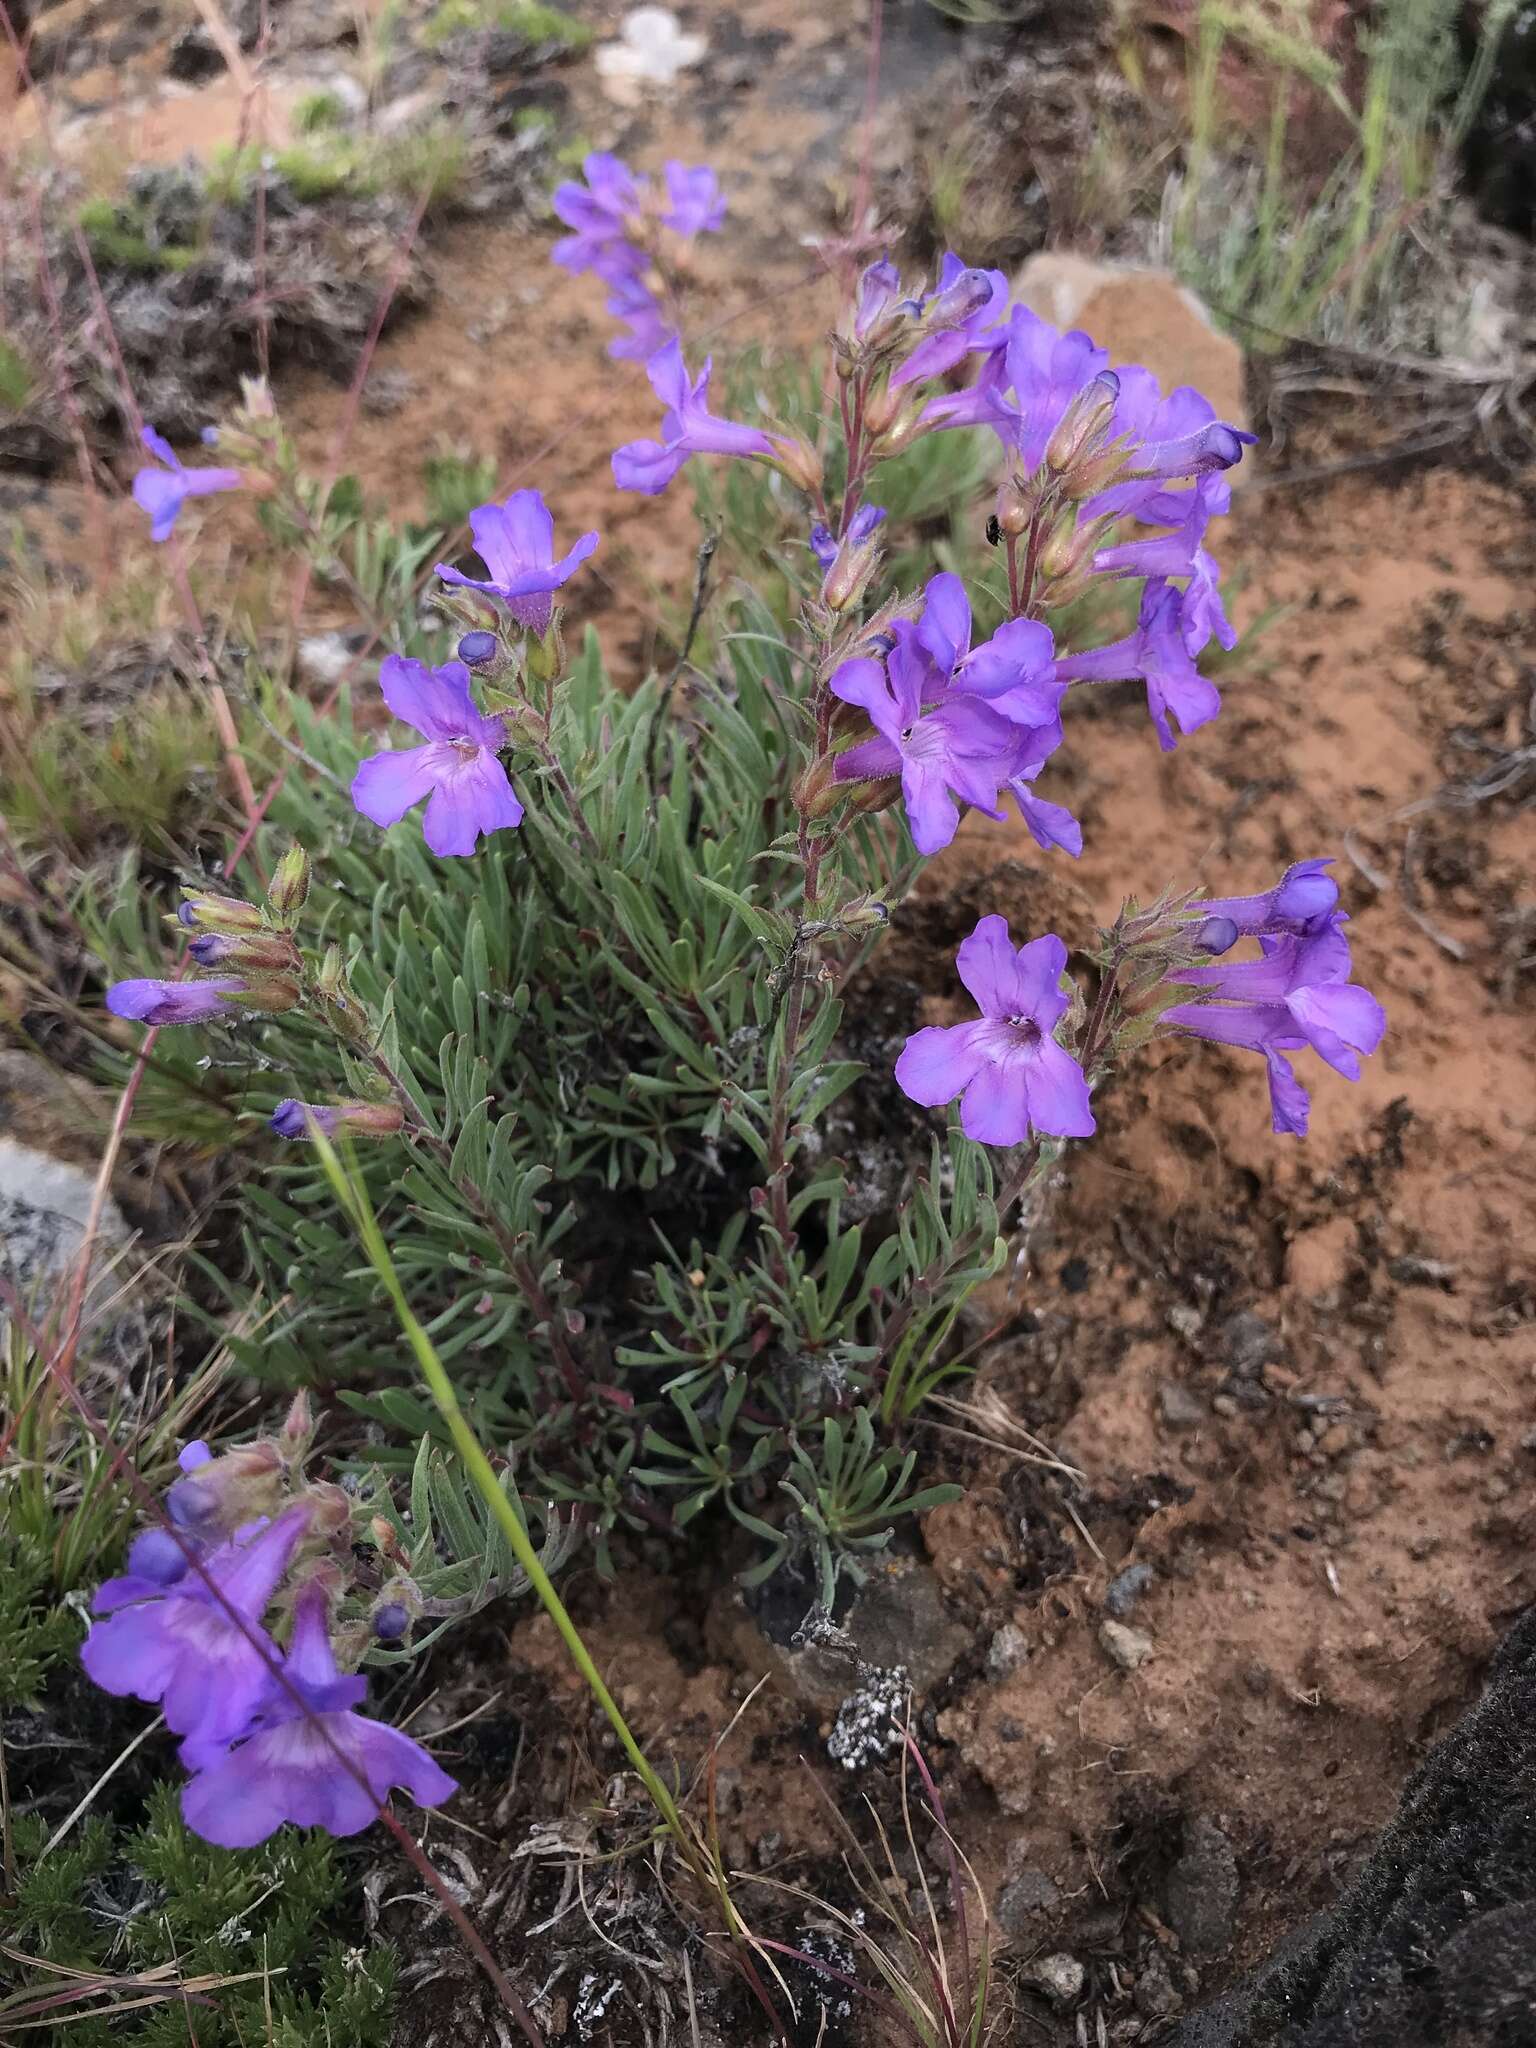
[[533, 738, 602, 859]]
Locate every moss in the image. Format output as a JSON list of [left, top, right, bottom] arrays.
[[292, 88, 351, 135], [77, 197, 197, 275], [420, 0, 593, 52]]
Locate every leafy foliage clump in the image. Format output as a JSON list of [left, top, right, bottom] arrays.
[[4, 1788, 395, 2046]]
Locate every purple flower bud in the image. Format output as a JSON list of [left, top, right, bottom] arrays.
[[457, 630, 498, 667], [1195, 915, 1239, 956], [166, 1476, 218, 1530], [374, 1603, 409, 1641], [271, 1098, 405, 1142], [128, 1527, 193, 1586], [809, 523, 838, 572], [179, 1441, 214, 1473], [846, 503, 887, 548]]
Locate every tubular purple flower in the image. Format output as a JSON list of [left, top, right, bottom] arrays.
[[830, 628, 1028, 857], [550, 152, 645, 275], [661, 160, 725, 236], [820, 503, 888, 610], [106, 978, 248, 1025], [896, 918, 1094, 1146], [1055, 579, 1223, 753], [1195, 858, 1340, 937], [80, 1505, 311, 1759], [351, 656, 523, 858], [611, 341, 778, 495], [604, 270, 674, 362], [180, 1582, 457, 1847], [891, 255, 1008, 389], [809, 522, 839, 571], [1005, 751, 1083, 858], [132, 426, 242, 542], [436, 490, 598, 635], [1164, 914, 1386, 1135], [853, 256, 903, 343]]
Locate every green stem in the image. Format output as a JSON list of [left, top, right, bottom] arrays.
[[310, 1132, 687, 1846]]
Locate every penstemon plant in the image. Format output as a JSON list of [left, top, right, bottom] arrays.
[[86, 155, 1386, 1856]]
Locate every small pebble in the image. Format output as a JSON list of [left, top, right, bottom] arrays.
[[1025, 1952, 1085, 2006], [986, 1623, 1029, 1678], [1100, 1620, 1154, 1671]]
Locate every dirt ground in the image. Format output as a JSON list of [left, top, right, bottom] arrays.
[[6, 0, 1536, 2042]]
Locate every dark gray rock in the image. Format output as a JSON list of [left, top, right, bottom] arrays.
[[1105, 1563, 1155, 1618], [995, 1866, 1060, 1936], [1165, 1818, 1240, 1957], [1161, 1382, 1207, 1428], [1221, 1311, 1279, 1378]]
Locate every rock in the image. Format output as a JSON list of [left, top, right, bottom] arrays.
[[1287, 1215, 1356, 1297], [1024, 1952, 1085, 2007], [1012, 254, 1247, 432], [1160, 1382, 1206, 1430], [995, 1867, 1061, 1937], [1220, 1310, 1278, 1379], [1136, 1949, 1183, 2018], [166, 24, 226, 81], [986, 1623, 1029, 1678], [1165, 1817, 1239, 1958], [1105, 1563, 1155, 1619], [711, 1557, 969, 1713], [595, 6, 706, 105], [1100, 1621, 1154, 1672]]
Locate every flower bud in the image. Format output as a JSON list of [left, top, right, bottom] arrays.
[[457, 630, 498, 668], [919, 265, 995, 333], [861, 383, 902, 439], [267, 842, 312, 919], [188, 929, 299, 972], [847, 774, 903, 817], [166, 1439, 284, 1535], [178, 892, 264, 933], [303, 1481, 353, 1536], [794, 754, 842, 820], [1043, 371, 1120, 478], [821, 504, 887, 613], [370, 1515, 408, 1564], [772, 435, 825, 495], [270, 1097, 405, 1141], [1194, 915, 1239, 957], [374, 1601, 410, 1641], [230, 974, 303, 1016], [279, 1388, 314, 1456]]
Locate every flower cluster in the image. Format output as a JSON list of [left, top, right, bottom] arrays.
[[553, 151, 725, 361], [1163, 859, 1387, 1135], [79, 1417, 454, 1847]]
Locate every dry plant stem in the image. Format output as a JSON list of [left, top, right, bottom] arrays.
[[379, 1812, 546, 2048]]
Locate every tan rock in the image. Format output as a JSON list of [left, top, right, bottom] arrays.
[[1012, 254, 1248, 432]]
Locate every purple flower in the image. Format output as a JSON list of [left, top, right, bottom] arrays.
[[1194, 858, 1339, 936], [80, 1505, 309, 1760], [891, 254, 1008, 389], [604, 270, 674, 362], [1006, 751, 1082, 858], [106, 978, 247, 1025], [830, 630, 1026, 856], [1055, 578, 1223, 752], [612, 341, 777, 495], [131, 426, 241, 543], [896, 918, 1094, 1145], [436, 490, 598, 635], [853, 256, 903, 343], [1107, 366, 1257, 479], [351, 656, 523, 858], [181, 1583, 456, 1847], [1164, 915, 1386, 1135], [662, 160, 725, 236], [551, 152, 646, 277]]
